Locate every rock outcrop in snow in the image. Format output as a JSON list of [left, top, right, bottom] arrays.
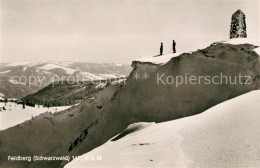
[[230, 10, 247, 39]]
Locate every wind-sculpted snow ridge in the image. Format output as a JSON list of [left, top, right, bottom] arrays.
[[221, 38, 260, 55], [133, 38, 259, 66], [65, 90, 260, 168], [133, 52, 184, 65], [221, 38, 260, 46]]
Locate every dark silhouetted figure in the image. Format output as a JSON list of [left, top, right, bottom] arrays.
[[172, 40, 176, 53], [160, 43, 163, 55]]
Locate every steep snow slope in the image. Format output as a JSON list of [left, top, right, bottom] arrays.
[[65, 90, 260, 168], [65, 39, 260, 167]]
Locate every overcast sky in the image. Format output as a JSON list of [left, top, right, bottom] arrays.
[[1, 0, 259, 64]]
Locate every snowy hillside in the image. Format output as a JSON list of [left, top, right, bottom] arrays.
[[37, 64, 79, 75], [0, 102, 73, 130], [65, 90, 260, 168], [1, 39, 260, 168], [22, 79, 121, 107]]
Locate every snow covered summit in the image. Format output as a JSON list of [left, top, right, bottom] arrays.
[[133, 38, 260, 66], [133, 52, 183, 65]]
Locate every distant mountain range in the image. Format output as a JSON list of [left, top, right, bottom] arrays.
[[0, 62, 132, 99]]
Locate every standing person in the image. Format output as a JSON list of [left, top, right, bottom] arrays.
[[172, 40, 176, 53], [160, 43, 163, 55], [23, 102, 26, 109]]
